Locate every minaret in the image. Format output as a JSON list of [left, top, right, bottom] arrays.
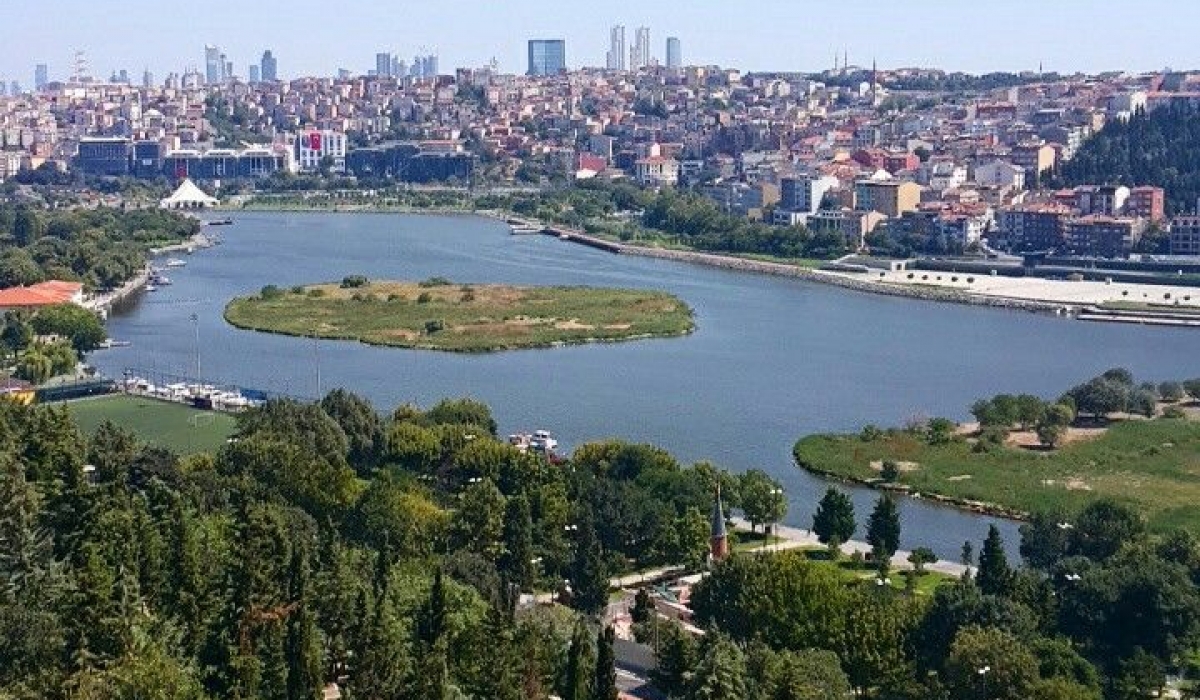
[[710, 486, 729, 562]]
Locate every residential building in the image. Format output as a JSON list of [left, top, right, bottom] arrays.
[[1075, 185, 1130, 217], [1066, 215, 1146, 258], [997, 204, 1072, 251], [607, 25, 626, 71], [854, 179, 922, 218], [294, 130, 347, 173], [778, 174, 838, 216], [809, 209, 886, 248], [666, 37, 682, 70], [1010, 142, 1057, 180], [1170, 216, 1200, 255], [974, 160, 1025, 190], [634, 155, 679, 187], [1128, 186, 1165, 222], [527, 40, 566, 77]]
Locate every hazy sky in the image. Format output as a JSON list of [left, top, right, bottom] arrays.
[[1, 0, 1192, 84]]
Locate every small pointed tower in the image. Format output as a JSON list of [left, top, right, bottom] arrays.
[[710, 485, 729, 562]]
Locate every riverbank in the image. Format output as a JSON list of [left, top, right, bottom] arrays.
[[224, 279, 695, 353], [149, 230, 219, 255], [792, 414, 1200, 533]]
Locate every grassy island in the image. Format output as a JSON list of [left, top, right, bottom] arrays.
[[224, 277, 694, 352], [794, 370, 1200, 533]]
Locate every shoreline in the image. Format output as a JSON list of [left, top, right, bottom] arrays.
[[218, 201, 1193, 324], [795, 461, 1031, 523]]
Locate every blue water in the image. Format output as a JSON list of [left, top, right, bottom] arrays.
[[92, 212, 1200, 557]]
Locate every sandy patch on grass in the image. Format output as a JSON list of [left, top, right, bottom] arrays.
[[554, 319, 595, 330], [1006, 426, 1106, 449], [381, 329, 420, 340], [604, 323, 633, 330], [947, 474, 973, 482], [1041, 477, 1093, 491], [870, 460, 920, 472]]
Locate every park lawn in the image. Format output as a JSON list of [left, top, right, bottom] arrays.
[[225, 280, 694, 353], [65, 394, 238, 454], [793, 417, 1200, 533]]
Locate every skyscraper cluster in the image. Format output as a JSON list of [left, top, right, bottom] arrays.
[[372, 52, 438, 79], [607, 25, 680, 71]]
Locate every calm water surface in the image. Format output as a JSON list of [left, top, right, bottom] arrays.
[[93, 212, 1200, 556]]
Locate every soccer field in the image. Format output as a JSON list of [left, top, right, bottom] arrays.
[[64, 394, 238, 454]]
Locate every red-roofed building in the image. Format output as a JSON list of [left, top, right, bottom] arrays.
[[0, 281, 84, 311]]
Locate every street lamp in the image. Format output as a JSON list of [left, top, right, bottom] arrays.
[[189, 313, 200, 380]]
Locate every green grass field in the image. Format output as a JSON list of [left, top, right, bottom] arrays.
[[65, 394, 238, 454], [225, 279, 694, 353], [794, 417, 1200, 533]]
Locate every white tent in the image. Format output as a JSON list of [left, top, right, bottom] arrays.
[[160, 178, 219, 209]]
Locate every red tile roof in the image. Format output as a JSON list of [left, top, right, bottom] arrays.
[[0, 280, 83, 308]]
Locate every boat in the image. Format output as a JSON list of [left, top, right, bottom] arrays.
[[206, 218, 234, 226], [530, 430, 558, 452], [150, 273, 172, 285], [509, 223, 543, 235], [144, 284, 158, 292], [165, 258, 187, 268]]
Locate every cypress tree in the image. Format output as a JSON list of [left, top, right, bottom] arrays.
[[976, 525, 1013, 597], [689, 634, 747, 700], [500, 494, 536, 591], [562, 619, 594, 700], [866, 494, 901, 560], [812, 487, 856, 545], [591, 625, 618, 700], [417, 568, 447, 648], [569, 508, 610, 617], [285, 549, 322, 700]]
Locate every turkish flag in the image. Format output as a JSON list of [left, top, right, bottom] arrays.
[[309, 132, 322, 150]]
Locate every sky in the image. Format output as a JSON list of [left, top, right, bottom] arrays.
[[0, 0, 1193, 85]]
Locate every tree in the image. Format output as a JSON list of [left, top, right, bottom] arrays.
[[944, 626, 1039, 700], [1158, 381, 1186, 403], [13, 208, 45, 247], [569, 509, 610, 617], [812, 488, 855, 545], [1036, 421, 1067, 449], [1064, 378, 1128, 420], [652, 621, 696, 698], [319, 389, 382, 470], [976, 525, 1013, 597], [866, 494, 901, 560], [926, 417, 957, 445], [425, 397, 498, 435], [562, 619, 595, 700], [29, 304, 106, 355], [284, 550, 322, 700], [1019, 511, 1072, 570], [592, 626, 618, 700], [1015, 395, 1048, 430], [500, 494, 535, 591], [450, 478, 506, 559], [688, 634, 747, 700], [382, 421, 440, 474], [1029, 677, 1102, 700], [1066, 499, 1145, 561], [908, 547, 937, 574], [769, 648, 851, 700], [1112, 648, 1165, 700], [738, 470, 786, 533]]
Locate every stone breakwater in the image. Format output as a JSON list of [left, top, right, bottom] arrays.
[[546, 227, 1065, 315]]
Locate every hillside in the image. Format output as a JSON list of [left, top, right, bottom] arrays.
[[1059, 103, 1200, 215]]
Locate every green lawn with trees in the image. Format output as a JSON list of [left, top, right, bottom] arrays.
[[224, 277, 694, 352], [795, 369, 1200, 532]]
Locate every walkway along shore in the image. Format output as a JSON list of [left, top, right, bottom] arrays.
[[542, 226, 1069, 315]]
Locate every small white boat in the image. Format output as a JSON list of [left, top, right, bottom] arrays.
[[150, 273, 172, 285], [165, 258, 187, 268], [530, 430, 558, 452], [144, 284, 158, 292]]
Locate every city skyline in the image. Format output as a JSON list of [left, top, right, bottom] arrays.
[[3, 0, 1200, 85]]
